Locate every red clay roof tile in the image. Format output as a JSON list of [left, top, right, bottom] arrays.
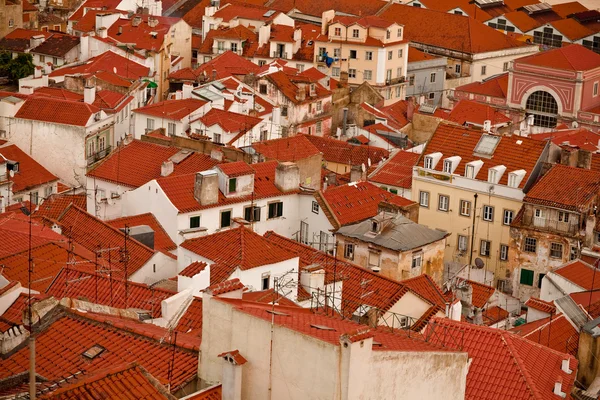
[[253, 135, 322, 161], [0, 144, 58, 193], [511, 314, 579, 357], [179, 261, 208, 277], [369, 150, 419, 189], [207, 278, 246, 295], [106, 213, 177, 253], [217, 349, 247, 364], [14, 97, 100, 127], [304, 135, 389, 166], [49, 50, 150, 80], [196, 108, 263, 134], [525, 297, 556, 314], [457, 279, 495, 308], [35, 192, 87, 221], [516, 43, 600, 71], [217, 161, 255, 177], [553, 259, 600, 290], [174, 297, 203, 337], [134, 98, 207, 120], [446, 99, 512, 126], [455, 73, 509, 99]]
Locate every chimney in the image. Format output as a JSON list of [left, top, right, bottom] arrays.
[[29, 34, 45, 49], [561, 359, 573, 374], [272, 106, 281, 126], [218, 350, 246, 400], [210, 148, 223, 161], [123, 134, 133, 145], [118, 25, 123, 35], [84, 85, 96, 104], [194, 170, 219, 205], [274, 162, 300, 192], [148, 17, 159, 28], [577, 149, 592, 170], [43, 62, 52, 75], [483, 120, 492, 133], [96, 27, 108, 38], [34, 66, 42, 78], [182, 83, 193, 99], [339, 70, 349, 86], [295, 85, 306, 102], [132, 16, 142, 27], [406, 97, 415, 121], [19, 86, 34, 95], [350, 165, 366, 182], [212, 69, 217, 81], [161, 160, 174, 176], [559, 148, 577, 167]]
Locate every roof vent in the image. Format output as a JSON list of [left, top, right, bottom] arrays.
[[132, 16, 142, 27], [83, 344, 105, 359], [561, 359, 572, 374], [150, 31, 158, 38]]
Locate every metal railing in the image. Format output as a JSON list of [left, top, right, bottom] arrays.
[[272, 51, 288, 59], [87, 146, 111, 166]]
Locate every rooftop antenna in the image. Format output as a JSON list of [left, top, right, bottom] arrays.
[[26, 194, 36, 400]]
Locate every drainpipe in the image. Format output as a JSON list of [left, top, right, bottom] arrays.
[[468, 193, 478, 272]]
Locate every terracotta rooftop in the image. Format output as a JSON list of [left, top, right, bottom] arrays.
[[217, 161, 256, 177], [35, 192, 87, 221], [426, 318, 577, 400], [552, 259, 600, 290], [252, 135, 322, 162], [72, 9, 126, 33], [267, 0, 387, 18], [482, 306, 509, 326], [30, 33, 80, 57], [49, 50, 150, 80], [380, 4, 529, 54], [457, 279, 495, 309], [32, 87, 83, 101], [0, 144, 58, 193], [511, 314, 579, 357], [185, 385, 222, 400], [0, 28, 52, 52], [319, 181, 415, 226], [401, 274, 448, 309], [106, 213, 177, 254], [304, 135, 389, 167], [196, 108, 263, 136], [446, 99, 512, 126], [407, 47, 441, 62], [0, 311, 199, 391], [14, 97, 101, 127], [105, 15, 179, 52], [421, 123, 547, 188], [533, 128, 600, 152], [38, 363, 174, 399], [264, 71, 331, 105], [502, 11, 542, 32], [550, 18, 594, 41], [92, 90, 133, 112], [525, 297, 556, 314], [369, 150, 420, 189], [207, 278, 247, 296], [524, 164, 600, 211], [181, 227, 297, 285], [157, 160, 296, 213], [516, 43, 600, 72], [454, 73, 508, 99], [192, 51, 260, 80], [179, 261, 208, 277], [174, 297, 203, 337], [68, 0, 121, 22], [217, 349, 247, 365], [87, 140, 219, 188], [0, 212, 66, 257], [242, 288, 299, 307], [0, 292, 48, 330], [134, 98, 207, 120]]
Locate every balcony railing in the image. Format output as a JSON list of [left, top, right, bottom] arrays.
[[87, 146, 111, 166], [386, 76, 406, 85], [272, 51, 288, 59]]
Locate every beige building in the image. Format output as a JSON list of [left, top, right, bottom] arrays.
[[315, 11, 409, 105], [411, 123, 549, 289], [336, 212, 448, 284], [0, 0, 23, 39]]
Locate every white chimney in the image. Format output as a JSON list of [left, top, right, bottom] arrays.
[[483, 120, 491, 133], [274, 162, 300, 192], [20, 86, 34, 95], [218, 350, 246, 400], [84, 85, 96, 104], [96, 27, 108, 38], [272, 106, 281, 126], [34, 67, 42, 78], [43, 62, 52, 75], [182, 83, 194, 99], [194, 170, 219, 205], [161, 160, 174, 176]]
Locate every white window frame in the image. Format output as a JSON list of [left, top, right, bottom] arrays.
[[482, 205, 494, 222], [419, 191, 429, 208], [460, 200, 471, 217], [500, 244, 509, 261], [438, 195, 449, 212], [480, 240, 491, 257], [503, 209, 514, 225]]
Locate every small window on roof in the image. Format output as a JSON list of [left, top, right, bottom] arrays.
[[473, 134, 500, 156], [83, 345, 105, 359]]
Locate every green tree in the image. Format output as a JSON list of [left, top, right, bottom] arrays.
[[0, 51, 11, 77], [7, 53, 35, 81]]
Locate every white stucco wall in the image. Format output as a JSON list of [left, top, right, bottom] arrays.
[[540, 272, 585, 302]]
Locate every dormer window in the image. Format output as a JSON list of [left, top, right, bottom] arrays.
[[334, 27, 341, 36], [443, 156, 461, 174], [371, 220, 380, 233], [507, 169, 526, 188], [443, 160, 452, 173], [424, 156, 433, 169], [465, 165, 475, 178], [386, 30, 391, 39], [487, 165, 505, 184], [228, 178, 237, 193], [352, 29, 359, 38], [423, 152, 442, 170], [488, 169, 497, 183]]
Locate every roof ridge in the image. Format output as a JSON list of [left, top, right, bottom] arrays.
[[501, 332, 546, 399]]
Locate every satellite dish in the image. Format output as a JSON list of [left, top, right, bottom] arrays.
[[474, 258, 485, 269]]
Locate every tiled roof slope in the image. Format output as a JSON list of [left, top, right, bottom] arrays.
[[186, 385, 222, 400], [35, 193, 87, 221], [525, 164, 600, 211], [425, 318, 578, 400], [242, 288, 299, 307], [533, 128, 600, 152], [0, 242, 95, 292], [511, 314, 579, 357], [14, 97, 100, 127], [369, 150, 419, 189], [482, 306, 509, 326], [552, 259, 600, 290], [174, 297, 203, 337], [32, 87, 83, 101], [105, 16, 179, 52], [87, 140, 219, 188], [421, 123, 547, 188], [446, 99, 512, 126], [38, 363, 174, 399], [30, 33, 80, 57], [134, 98, 207, 120], [0, 292, 48, 329], [197, 108, 263, 133], [46, 269, 175, 317], [107, 213, 177, 253], [181, 226, 297, 284], [408, 47, 441, 62], [455, 73, 509, 99], [320, 181, 415, 226], [401, 274, 448, 309], [266, 0, 387, 18], [179, 261, 207, 277], [515, 44, 600, 72], [304, 135, 389, 166], [379, 4, 529, 54], [457, 279, 495, 308], [0, 312, 198, 391], [194, 51, 260, 80], [49, 51, 150, 80], [0, 212, 67, 257], [525, 297, 556, 314], [0, 29, 52, 52], [217, 161, 254, 177], [0, 144, 58, 192], [54, 205, 156, 277], [158, 160, 296, 213], [263, 231, 420, 317], [253, 135, 322, 161]]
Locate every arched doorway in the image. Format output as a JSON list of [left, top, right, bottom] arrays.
[[525, 90, 558, 128]]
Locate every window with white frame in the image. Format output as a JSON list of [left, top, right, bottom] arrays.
[[558, 211, 569, 223], [455, 64, 461, 74], [397, 28, 402, 37], [524, 237, 537, 253], [168, 122, 176, 136], [460, 200, 471, 217], [483, 205, 494, 222], [386, 30, 391, 39], [419, 191, 429, 207], [503, 209, 514, 225], [503, 62, 509, 71], [550, 242, 563, 258], [333, 48, 341, 58], [411, 253, 422, 269], [349, 69, 356, 78], [147, 118, 155, 130], [334, 27, 341, 36], [458, 235, 468, 252], [332, 67, 340, 77], [213, 133, 221, 143], [397, 67, 402, 77], [443, 160, 452, 173], [352, 29, 359, 38], [481, 65, 487, 75], [424, 156, 433, 169], [344, 243, 354, 260], [364, 70, 372, 80], [465, 164, 475, 178], [480, 240, 491, 257], [395, 86, 401, 97], [388, 51, 393, 60], [438, 195, 449, 212], [312, 201, 319, 214], [508, 173, 518, 187], [499, 244, 508, 261], [365, 51, 373, 60], [316, 121, 322, 134], [398, 49, 403, 57]]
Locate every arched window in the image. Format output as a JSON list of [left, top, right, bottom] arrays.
[[525, 91, 558, 128]]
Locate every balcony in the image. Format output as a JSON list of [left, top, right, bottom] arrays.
[[87, 146, 111, 166], [272, 51, 288, 59], [386, 76, 406, 85]]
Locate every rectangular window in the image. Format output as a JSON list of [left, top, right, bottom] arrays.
[[520, 268, 534, 286], [259, 84, 267, 94], [352, 29, 359, 38], [332, 67, 340, 77], [316, 101, 322, 111], [228, 178, 237, 193], [147, 118, 155, 130], [438, 195, 449, 212], [570, 246, 578, 260], [316, 121, 322, 133], [388, 51, 393, 60], [217, 41, 225, 50], [398, 49, 403, 58], [220, 210, 232, 228], [409, 75, 415, 86], [397, 28, 402, 37], [458, 235, 468, 252], [524, 237, 537, 253], [230, 42, 238, 52], [594, 82, 599, 97], [480, 240, 491, 257], [483, 205, 494, 222], [30, 192, 39, 205], [386, 30, 391, 39], [333, 48, 341, 58], [503, 209, 514, 225], [364, 70, 372, 80], [443, 160, 452, 173], [348, 69, 356, 78], [168, 122, 176, 136], [538, 273, 546, 288], [465, 165, 475, 178], [365, 51, 373, 60], [312, 201, 319, 214], [189, 216, 200, 229], [430, 73, 436, 83], [262, 273, 270, 290], [213, 133, 221, 144], [296, 64, 304, 72], [349, 50, 357, 59], [244, 206, 261, 222], [419, 191, 429, 207], [411, 253, 422, 269], [344, 243, 354, 260], [397, 67, 402, 78], [481, 65, 487, 76], [369, 250, 380, 267], [455, 64, 461, 74], [424, 156, 433, 169], [558, 211, 569, 223], [503, 62, 509, 72], [334, 27, 341, 36], [268, 201, 283, 219], [395, 86, 401, 98], [550, 242, 563, 258], [500, 244, 508, 261], [460, 200, 471, 217]]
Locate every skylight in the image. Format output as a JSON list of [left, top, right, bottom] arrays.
[[474, 0, 504, 7], [83, 345, 105, 359], [263, 10, 276, 17], [473, 134, 500, 156], [419, 104, 437, 114], [523, 2, 551, 14]]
